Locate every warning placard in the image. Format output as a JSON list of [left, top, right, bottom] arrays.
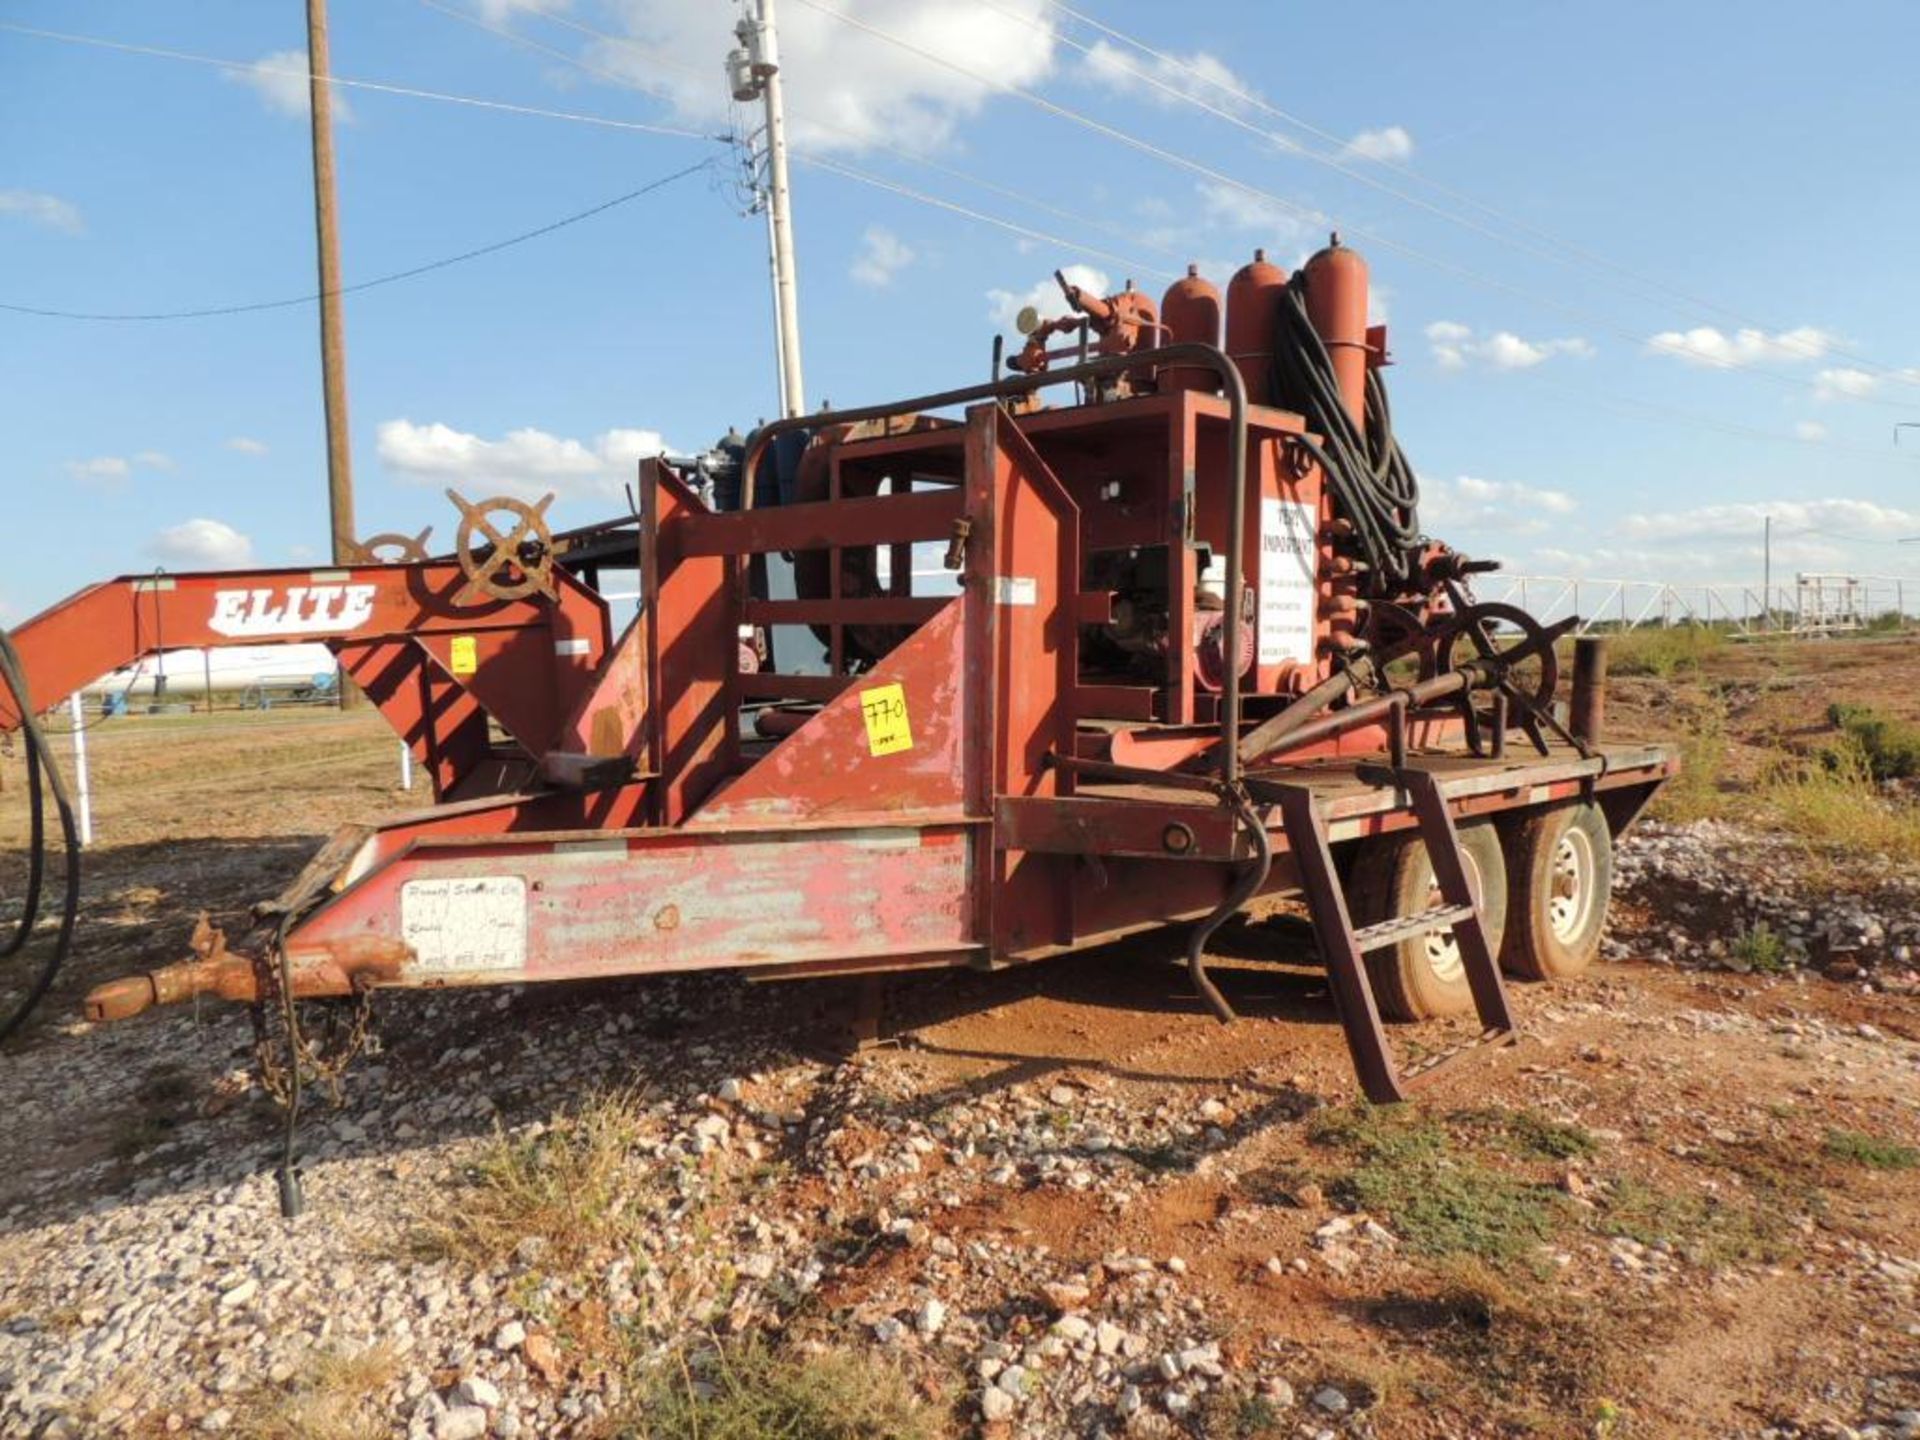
[[859, 682, 914, 756], [449, 635, 479, 676], [1258, 497, 1318, 668]]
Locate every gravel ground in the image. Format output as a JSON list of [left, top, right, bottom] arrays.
[[2, 705, 1919, 1439]]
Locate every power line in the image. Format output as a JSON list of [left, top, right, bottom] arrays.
[[0, 159, 714, 320], [799, 154, 1172, 279], [15, 8, 1908, 461], [789, 0, 1918, 411], [1511, 365, 1920, 469], [429, 0, 1194, 271], [1034, 0, 1920, 387], [0, 21, 721, 141]]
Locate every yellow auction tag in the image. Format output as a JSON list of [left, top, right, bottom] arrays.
[[449, 635, 478, 676], [859, 682, 913, 756]]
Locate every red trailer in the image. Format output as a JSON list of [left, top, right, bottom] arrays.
[[0, 240, 1675, 1162]]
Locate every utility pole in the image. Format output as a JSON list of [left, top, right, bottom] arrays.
[[306, 0, 361, 708], [1762, 515, 1771, 632], [306, 0, 356, 563], [729, 0, 806, 419]]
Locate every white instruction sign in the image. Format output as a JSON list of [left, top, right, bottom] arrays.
[[1258, 497, 1318, 668], [401, 876, 528, 973]]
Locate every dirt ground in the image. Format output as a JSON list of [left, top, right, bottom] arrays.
[[1, 639, 1917, 1439]]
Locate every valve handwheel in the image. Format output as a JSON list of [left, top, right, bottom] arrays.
[[1440, 601, 1565, 712], [1366, 599, 1445, 681], [343, 527, 433, 566], [447, 490, 560, 605]]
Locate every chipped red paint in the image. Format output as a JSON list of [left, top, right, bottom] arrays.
[[47, 369, 1674, 1042]]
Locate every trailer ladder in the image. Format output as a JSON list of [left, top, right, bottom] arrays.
[[1267, 765, 1517, 1103]]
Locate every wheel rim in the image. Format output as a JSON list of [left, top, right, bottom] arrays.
[[1547, 827, 1596, 943], [1422, 850, 1480, 985]]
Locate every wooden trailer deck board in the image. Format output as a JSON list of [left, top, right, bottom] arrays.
[[1000, 743, 1675, 861]]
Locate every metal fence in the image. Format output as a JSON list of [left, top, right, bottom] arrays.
[[1482, 573, 1914, 637]]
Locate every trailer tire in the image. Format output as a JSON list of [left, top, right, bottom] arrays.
[[1501, 802, 1612, 981], [1349, 821, 1508, 1022]]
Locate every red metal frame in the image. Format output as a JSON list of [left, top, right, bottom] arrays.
[[10, 337, 1675, 1108], [0, 563, 615, 802]]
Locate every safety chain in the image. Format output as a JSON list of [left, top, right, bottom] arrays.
[[248, 941, 379, 1108]]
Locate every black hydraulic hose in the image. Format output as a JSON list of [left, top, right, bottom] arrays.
[[0, 627, 81, 1042], [1184, 787, 1273, 1024], [1269, 277, 1423, 589], [273, 909, 305, 1219]]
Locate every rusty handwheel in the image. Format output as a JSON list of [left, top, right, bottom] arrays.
[[1366, 599, 1446, 682], [447, 490, 560, 605], [342, 527, 433, 565], [1439, 602, 1563, 711]]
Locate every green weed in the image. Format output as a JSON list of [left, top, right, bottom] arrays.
[[1597, 1176, 1789, 1267], [1827, 703, 1920, 781], [1729, 921, 1787, 973], [1823, 1128, 1920, 1172], [1308, 1106, 1564, 1263]]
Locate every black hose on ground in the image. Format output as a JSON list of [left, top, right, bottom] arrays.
[[1184, 787, 1274, 1024], [0, 626, 81, 1042]]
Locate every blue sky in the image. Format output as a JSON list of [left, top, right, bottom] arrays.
[[4, 0, 1920, 623]]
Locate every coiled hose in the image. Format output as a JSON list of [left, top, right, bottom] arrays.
[[0, 626, 80, 1041], [1270, 275, 1424, 591]]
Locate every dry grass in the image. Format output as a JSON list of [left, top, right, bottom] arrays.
[[1415, 1257, 1637, 1439], [1758, 741, 1920, 863], [1650, 692, 1731, 823], [412, 1086, 655, 1270], [620, 1337, 944, 1440], [231, 1345, 402, 1440], [1607, 625, 1725, 680]]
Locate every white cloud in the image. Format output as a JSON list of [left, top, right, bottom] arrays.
[[61, 451, 173, 485], [1421, 474, 1576, 537], [590, 0, 1055, 152], [1815, 367, 1877, 401], [1646, 325, 1836, 369], [985, 263, 1109, 329], [1484, 495, 1920, 587], [228, 50, 353, 122], [63, 456, 131, 484], [0, 189, 84, 235], [477, 0, 569, 19], [1425, 320, 1593, 371], [148, 519, 255, 569], [850, 225, 914, 287], [1810, 365, 1920, 402], [1341, 125, 1414, 163], [376, 419, 672, 502], [1793, 420, 1828, 443], [1195, 179, 1313, 242], [226, 437, 270, 456], [1620, 497, 1920, 543], [1078, 37, 1259, 114]]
